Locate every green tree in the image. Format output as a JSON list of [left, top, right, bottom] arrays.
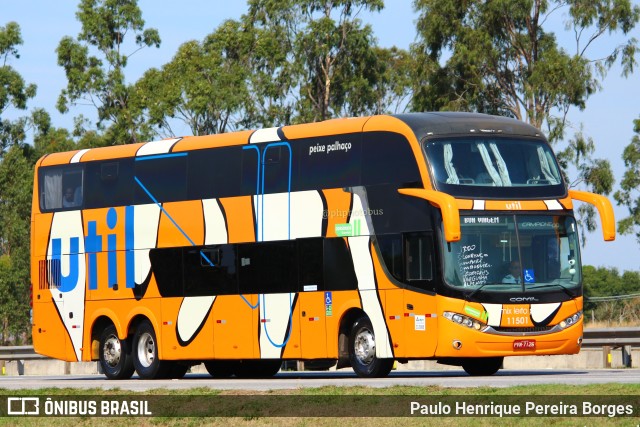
[[56, 0, 161, 145], [583, 265, 640, 325], [614, 117, 640, 243], [411, 0, 638, 242], [0, 21, 36, 154], [0, 144, 33, 343], [246, 0, 391, 123], [136, 20, 253, 136]]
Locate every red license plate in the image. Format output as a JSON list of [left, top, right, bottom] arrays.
[[513, 339, 536, 351]]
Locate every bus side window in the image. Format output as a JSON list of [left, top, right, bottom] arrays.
[[238, 241, 297, 294], [361, 132, 421, 187], [377, 234, 403, 281], [183, 245, 238, 296], [405, 233, 434, 283], [378, 232, 435, 290], [298, 238, 324, 291], [40, 166, 84, 211], [134, 154, 187, 203], [85, 160, 134, 209]]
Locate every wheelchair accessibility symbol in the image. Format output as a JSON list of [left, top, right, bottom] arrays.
[[325, 292, 332, 305], [524, 269, 535, 284]]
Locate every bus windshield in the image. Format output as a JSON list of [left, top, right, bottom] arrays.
[[442, 215, 581, 294], [424, 137, 565, 198]]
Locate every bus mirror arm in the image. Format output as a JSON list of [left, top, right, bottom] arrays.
[[398, 188, 461, 242], [568, 190, 616, 242]]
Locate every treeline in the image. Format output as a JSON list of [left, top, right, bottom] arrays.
[[583, 266, 640, 325], [1, 0, 640, 343]]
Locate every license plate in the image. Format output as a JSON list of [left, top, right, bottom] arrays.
[[513, 339, 536, 351]]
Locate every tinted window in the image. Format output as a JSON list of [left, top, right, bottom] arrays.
[[377, 234, 403, 281], [424, 137, 566, 199], [405, 232, 434, 283], [135, 154, 187, 203], [150, 247, 183, 297], [377, 232, 435, 291], [366, 184, 433, 234], [323, 238, 358, 291], [188, 147, 243, 199], [296, 134, 362, 191], [241, 147, 260, 195], [238, 241, 297, 294], [298, 238, 323, 291], [362, 132, 421, 186], [183, 245, 238, 296], [263, 145, 292, 194], [39, 165, 84, 212], [84, 160, 134, 208]]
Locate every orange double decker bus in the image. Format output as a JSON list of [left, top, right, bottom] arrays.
[[31, 112, 615, 379]]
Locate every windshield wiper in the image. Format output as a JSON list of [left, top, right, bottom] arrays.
[[526, 281, 577, 299], [464, 283, 493, 302]]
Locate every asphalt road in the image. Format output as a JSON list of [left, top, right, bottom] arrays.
[[0, 369, 638, 391]]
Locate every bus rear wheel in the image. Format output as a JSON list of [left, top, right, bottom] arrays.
[[99, 325, 135, 380], [462, 357, 503, 376], [349, 316, 394, 378], [132, 320, 171, 379]]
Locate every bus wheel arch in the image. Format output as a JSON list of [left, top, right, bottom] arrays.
[[95, 318, 134, 380], [337, 308, 366, 369]]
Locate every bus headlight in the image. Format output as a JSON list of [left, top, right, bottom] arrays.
[[443, 311, 486, 331], [559, 311, 582, 329]]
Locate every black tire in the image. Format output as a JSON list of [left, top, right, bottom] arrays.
[[234, 360, 282, 378], [166, 362, 190, 379], [98, 325, 134, 380], [348, 316, 394, 378], [462, 357, 504, 376], [132, 320, 171, 379], [204, 360, 237, 378]]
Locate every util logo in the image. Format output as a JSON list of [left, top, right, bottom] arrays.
[[505, 201, 522, 210], [51, 207, 135, 292]]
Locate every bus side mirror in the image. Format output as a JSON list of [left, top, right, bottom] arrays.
[[568, 190, 616, 241]]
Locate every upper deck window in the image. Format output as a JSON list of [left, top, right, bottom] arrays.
[[424, 137, 565, 199], [40, 165, 84, 211]]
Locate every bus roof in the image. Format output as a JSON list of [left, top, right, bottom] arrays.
[[37, 112, 544, 167], [392, 112, 543, 142]]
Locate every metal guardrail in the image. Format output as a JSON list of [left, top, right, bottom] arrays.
[[0, 346, 45, 361], [582, 327, 640, 368], [0, 328, 638, 369], [582, 327, 640, 348]]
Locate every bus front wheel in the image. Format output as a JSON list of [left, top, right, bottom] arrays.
[[98, 325, 135, 380], [132, 320, 170, 379], [348, 316, 394, 378], [462, 357, 503, 376]]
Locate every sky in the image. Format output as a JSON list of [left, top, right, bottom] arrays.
[[3, 1, 639, 272]]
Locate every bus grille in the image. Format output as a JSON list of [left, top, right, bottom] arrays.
[[38, 260, 61, 290], [491, 326, 555, 333]]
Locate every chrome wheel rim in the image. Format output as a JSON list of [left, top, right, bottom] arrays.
[[354, 327, 376, 365], [103, 334, 121, 367], [137, 332, 156, 368]]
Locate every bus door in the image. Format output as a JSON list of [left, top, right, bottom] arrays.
[[402, 233, 438, 357], [296, 238, 327, 359]]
